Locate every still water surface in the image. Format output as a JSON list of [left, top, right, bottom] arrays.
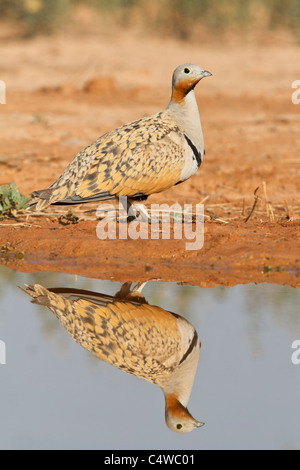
[[0, 265, 299, 450]]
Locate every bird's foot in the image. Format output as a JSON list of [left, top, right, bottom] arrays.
[[118, 215, 137, 223]]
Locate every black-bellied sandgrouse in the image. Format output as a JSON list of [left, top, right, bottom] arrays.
[[28, 64, 211, 216], [20, 282, 203, 433]]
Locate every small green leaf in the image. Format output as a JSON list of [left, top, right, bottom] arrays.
[[0, 183, 30, 218]]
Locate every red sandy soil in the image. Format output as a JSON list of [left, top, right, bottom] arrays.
[[0, 19, 300, 287]]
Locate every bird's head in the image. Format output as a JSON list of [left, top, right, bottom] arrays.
[[171, 63, 212, 104], [165, 393, 204, 433]]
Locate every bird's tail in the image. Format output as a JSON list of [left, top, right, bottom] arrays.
[[19, 284, 53, 307], [26, 188, 56, 212], [19, 284, 72, 318], [27, 186, 116, 211]]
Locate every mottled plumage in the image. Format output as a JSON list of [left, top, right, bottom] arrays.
[[28, 64, 211, 213], [21, 282, 203, 433]]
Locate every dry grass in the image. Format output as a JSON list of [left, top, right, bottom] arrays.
[[6, 184, 298, 227]]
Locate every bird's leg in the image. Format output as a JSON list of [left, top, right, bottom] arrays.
[[127, 282, 148, 303], [115, 281, 148, 303], [132, 281, 148, 294], [118, 197, 137, 223], [115, 282, 133, 300], [133, 203, 151, 222], [119, 197, 151, 223]]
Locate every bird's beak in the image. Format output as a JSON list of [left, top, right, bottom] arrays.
[[194, 421, 205, 428], [201, 70, 212, 78]]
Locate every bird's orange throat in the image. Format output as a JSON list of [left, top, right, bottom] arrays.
[[172, 78, 200, 104], [165, 393, 191, 419]]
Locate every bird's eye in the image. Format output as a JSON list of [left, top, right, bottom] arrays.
[[184, 68, 190, 74], [176, 424, 183, 430]]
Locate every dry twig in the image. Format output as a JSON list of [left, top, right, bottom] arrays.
[[245, 187, 260, 223]]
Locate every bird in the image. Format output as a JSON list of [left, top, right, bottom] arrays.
[[20, 281, 204, 433], [28, 63, 211, 218]]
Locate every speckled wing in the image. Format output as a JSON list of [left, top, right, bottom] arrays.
[[38, 112, 186, 205], [76, 298, 184, 383], [21, 285, 187, 385]]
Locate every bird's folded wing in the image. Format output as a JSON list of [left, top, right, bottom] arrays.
[[74, 131, 186, 200], [21, 284, 188, 380], [74, 298, 181, 365]]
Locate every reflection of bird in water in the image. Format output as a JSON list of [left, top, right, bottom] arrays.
[[27, 64, 211, 219], [21, 282, 203, 433]]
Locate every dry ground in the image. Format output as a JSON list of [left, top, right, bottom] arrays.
[[0, 19, 300, 286]]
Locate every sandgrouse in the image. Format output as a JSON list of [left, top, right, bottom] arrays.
[[21, 282, 203, 433], [28, 64, 211, 215]]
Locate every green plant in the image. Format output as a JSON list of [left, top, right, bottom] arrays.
[[0, 183, 30, 218]]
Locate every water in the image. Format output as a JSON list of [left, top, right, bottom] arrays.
[[0, 264, 299, 450]]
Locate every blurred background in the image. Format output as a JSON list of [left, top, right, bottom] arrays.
[[0, 0, 300, 40]]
